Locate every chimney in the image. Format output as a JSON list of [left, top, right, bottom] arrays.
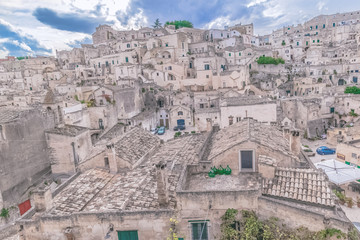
[[155, 161, 168, 207], [289, 129, 300, 156], [106, 144, 118, 173], [31, 187, 53, 212]]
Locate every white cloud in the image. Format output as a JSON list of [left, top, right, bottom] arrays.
[[317, 1, 326, 11], [203, 16, 232, 29], [247, 0, 267, 8], [19, 42, 32, 52], [262, 1, 284, 18], [19, 25, 91, 55], [126, 8, 149, 29], [0, 0, 136, 55], [0, 47, 10, 58]]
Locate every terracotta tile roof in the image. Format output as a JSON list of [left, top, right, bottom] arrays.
[[263, 167, 335, 207]]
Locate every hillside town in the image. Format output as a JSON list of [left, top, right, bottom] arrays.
[[2, 10, 360, 240]]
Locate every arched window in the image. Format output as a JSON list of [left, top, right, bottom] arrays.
[[178, 111, 183, 116]]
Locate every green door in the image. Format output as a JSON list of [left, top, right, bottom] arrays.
[[118, 231, 139, 240]]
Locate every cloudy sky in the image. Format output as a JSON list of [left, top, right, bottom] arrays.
[[1, 0, 360, 58]]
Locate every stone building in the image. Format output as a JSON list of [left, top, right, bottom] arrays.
[[0, 107, 55, 207], [45, 125, 92, 177], [17, 119, 351, 239]]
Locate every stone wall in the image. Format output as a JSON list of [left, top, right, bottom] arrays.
[[19, 210, 172, 240], [0, 109, 55, 205], [258, 196, 351, 233], [211, 141, 300, 175]]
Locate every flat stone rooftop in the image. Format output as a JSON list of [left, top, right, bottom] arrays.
[[46, 124, 88, 137]]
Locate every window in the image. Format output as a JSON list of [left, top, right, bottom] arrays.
[[306, 41, 308, 46], [204, 64, 210, 70], [236, 117, 241, 122], [297, 42, 299, 46], [117, 230, 138, 240], [239, 52, 241, 56], [323, 24, 325, 28], [125, 57, 129, 63], [333, 23, 336, 27], [104, 157, 109, 168], [189, 62, 192, 68], [352, 153, 357, 159], [316, 25, 318, 29], [178, 111, 183, 116], [191, 222, 208, 240], [126, 43, 130, 48], [100, 99, 104, 105], [200, 104, 204, 109], [310, 26, 312, 30], [228, 116, 233, 125], [168, 66, 172, 70], [229, 53, 231, 56], [165, 43, 168, 47], [206, 75, 209, 78], [239, 150, 254, 171]]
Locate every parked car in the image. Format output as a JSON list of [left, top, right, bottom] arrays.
[[157, 127, 166, 135], [173, 125, 186, 131], [316, 146, 336, 155], [150, 128, 158, 134]]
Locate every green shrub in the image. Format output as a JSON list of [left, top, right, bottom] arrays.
[[345, 86, 360, 94], [256, 56, 285, 65], [349, 109, 358, 117], [74, 95, 79, 101], [191, 131, 196, 134], [174, 132, 182, 138], [0, 208, 9, 218], [142, 88, 146, 93], [165, 20, 193, 29]]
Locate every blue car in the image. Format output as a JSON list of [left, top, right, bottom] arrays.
[[157, 127, 166, 135], [316, 146, 336, 155]]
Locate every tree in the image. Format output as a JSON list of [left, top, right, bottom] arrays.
[[153, 18, 162, 29], [165, 20, 193, 29]]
